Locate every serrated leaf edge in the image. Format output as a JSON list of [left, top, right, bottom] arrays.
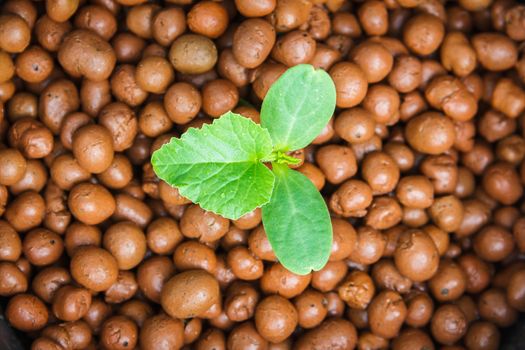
[[151, 112, 276, 220]]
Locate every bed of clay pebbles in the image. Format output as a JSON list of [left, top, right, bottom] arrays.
[[1, 0, 525, 349]]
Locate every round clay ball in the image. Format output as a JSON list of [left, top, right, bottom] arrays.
[[338, 271, 375, 310], [4, 191, 45, 232], [0, 221, 22, 261], [0, 148, 26, 185], [507, 269, 525, 311], [396, 175, 434, 209], [98, 102, 138, 152], [6, 293, 48, 332], [72, 124, 114, 174], [110, 64, 148, 107], [180, 204, 230, 243], [34, 15, 72, 52], [152, 7, 186, 46], [0, 14, 31, 53], [0, 50, 14, 83], [97, 154, 133, 190], [31, 266, 71, 303], [164, 82, 202, 125], [368, 290, 407, 339], [473, 225, 515, 262], [431, 304, 467, 345], [482, 162, 523, 205], [146, 217, 183, 255], [233, 18, 276, 69], [58, 29, 116, 81], [169, 34, 218, 74], [187, 1, 229, 39], [202, 79, 239, 118], [68, 182, 116, 225], [227, 322, 268, 349], [295, 318, 357, 350], [255, 295, 298, 343], [73, 4, 117, 41], [472, 33, 518, 72], [46, 0, 79, 22], [70, 246, 119, 292], [405, 112, 456, 155], [0, 261, 28, 296], [161, 270, 220, 319], [15, 45, 54, 83], [329, 62, 368, 108], [136, 56, 174, 94], [137, 256, 175, 303], [260, 263, 311, 299], [52, 285, 92, 321], [271, 30, 317, 67], [140, 314, 184, 350], [428, 259, 467, 301], [103, 221, 147, 270], [394, 229, 439, 282], [100, 315, 138, 350], [403, 14, 445, 56], [464, 321, 501, 350], [351, 41, 393, 84], [22, 228, 64, 266]]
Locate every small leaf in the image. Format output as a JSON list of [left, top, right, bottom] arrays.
[[262, 163, 332, 275], [152, 112, 275, 220], [260, 64, 336, 152]]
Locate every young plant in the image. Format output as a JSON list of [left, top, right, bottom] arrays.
[[152, 64, 336, 274]]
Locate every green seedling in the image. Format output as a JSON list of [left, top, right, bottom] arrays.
[[152, 64, 336, 275]]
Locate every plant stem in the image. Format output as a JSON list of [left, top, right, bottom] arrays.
[[262, 150, 302, 165]]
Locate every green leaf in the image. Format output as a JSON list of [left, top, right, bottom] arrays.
[[262, 163, 332, 275], [151, 112, 275, 220], [260, 64, 336, 152]]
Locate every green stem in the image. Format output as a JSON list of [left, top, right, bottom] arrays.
[[262, 150, 301, 165]]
